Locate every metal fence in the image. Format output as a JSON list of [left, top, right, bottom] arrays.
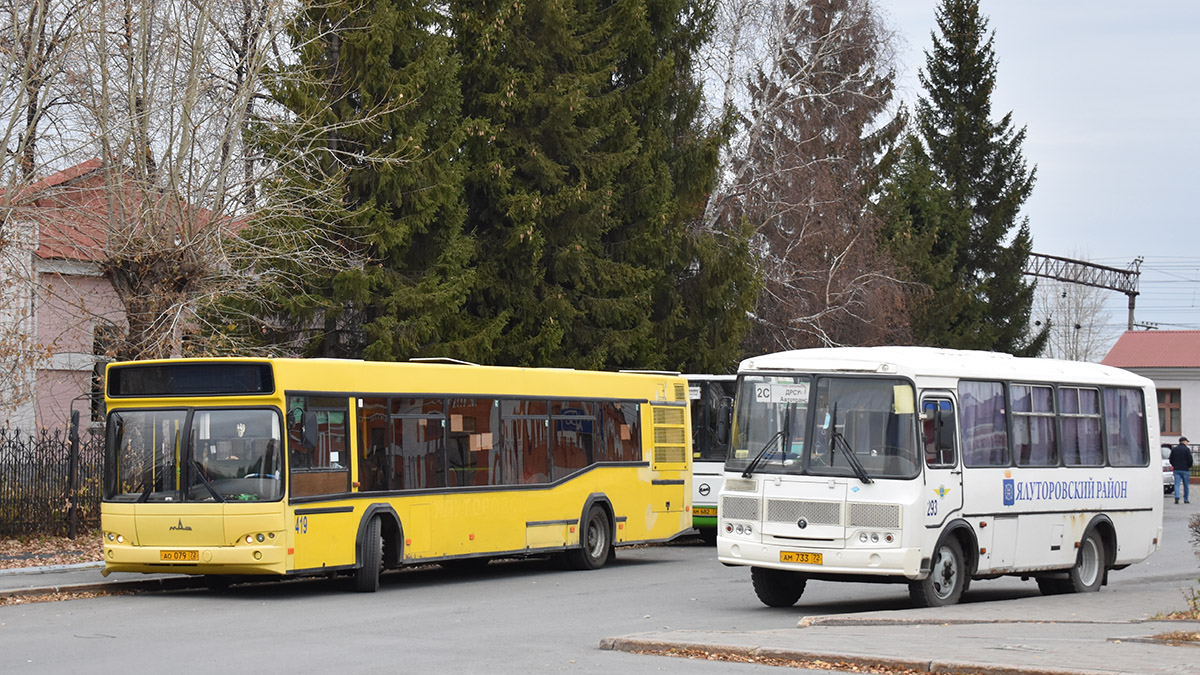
[[0, 417, 104, 537]]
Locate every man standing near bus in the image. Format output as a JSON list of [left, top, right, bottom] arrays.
[[1171, 437, 1193, 504]]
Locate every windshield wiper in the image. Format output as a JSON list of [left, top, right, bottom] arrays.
[[829, 404, 872, 484], [192, 460, 225, 502], [741, 430, 784, 478]]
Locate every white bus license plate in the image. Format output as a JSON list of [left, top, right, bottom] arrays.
[[780, 551, 822, 565]]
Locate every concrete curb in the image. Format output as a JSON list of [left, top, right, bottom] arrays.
[[0, 561, 104, 577], [598, 636, 1112, 675], [0, 575, 202, 600]]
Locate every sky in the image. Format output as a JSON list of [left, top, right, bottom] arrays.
[[880, 0, 1200, 348]]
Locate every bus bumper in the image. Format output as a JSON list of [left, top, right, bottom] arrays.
[[717, 538, 924, 579], [102, 542, 288, 576]]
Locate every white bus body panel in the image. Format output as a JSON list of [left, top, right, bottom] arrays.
[[717, 346, 1163, 584]]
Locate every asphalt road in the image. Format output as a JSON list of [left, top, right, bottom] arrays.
[[1, 494, 1196, 675]]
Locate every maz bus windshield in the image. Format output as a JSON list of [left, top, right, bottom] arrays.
[[725, 375, 920, 480], [105, 408, 283, 502]]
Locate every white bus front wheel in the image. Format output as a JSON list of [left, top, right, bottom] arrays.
[[909, 538, 966, 607]]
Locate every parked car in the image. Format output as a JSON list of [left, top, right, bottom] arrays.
[[1163, 444, 1175, 494]]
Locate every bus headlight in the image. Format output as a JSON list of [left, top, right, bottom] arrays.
[[854, 531, 897, 547]]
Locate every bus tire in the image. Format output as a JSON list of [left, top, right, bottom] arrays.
[[909, 538, 966, 607], [354, 516, 383, 593], [1063, 530, 1105, 593], [751, 567, 807, 607], [566, 506, 611, 570]]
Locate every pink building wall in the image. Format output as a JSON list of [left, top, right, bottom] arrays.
[[34, 271, 125, 430]]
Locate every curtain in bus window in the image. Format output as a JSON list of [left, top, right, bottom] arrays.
[[1060, 387, 1103, 465], [1105, 388, 1148, 466], [390, 398, 445, 489], [960, 381, 1009, 466], [447, 399, 501, 487], [598, 402, 640, 462], [551, 401, 595, 480], [1012, 385, 1057, 466], [501, 400, 550, 484], [358, 398, 389, 492]]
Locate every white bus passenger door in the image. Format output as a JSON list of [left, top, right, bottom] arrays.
[[921, 397, 962, 525]]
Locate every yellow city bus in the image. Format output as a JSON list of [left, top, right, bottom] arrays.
[[100, 358, 692, 591]]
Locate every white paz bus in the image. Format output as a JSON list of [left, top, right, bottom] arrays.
[[717, 347, 1162, 608]]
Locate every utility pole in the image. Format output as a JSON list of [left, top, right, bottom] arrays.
[[1023, 254, 1142, 330]]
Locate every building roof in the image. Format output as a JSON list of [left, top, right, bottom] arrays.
[[1102, 331, 1200, 369]]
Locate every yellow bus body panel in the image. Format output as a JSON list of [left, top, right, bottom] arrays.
[[101, 358, 691, 578]]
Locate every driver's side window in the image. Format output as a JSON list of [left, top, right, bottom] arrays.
[[923, 398, 958, 468]]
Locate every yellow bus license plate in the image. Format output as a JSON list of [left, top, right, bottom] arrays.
[[693, 507, 716, 516], [780, 551, 822, 565], [161, 550, 199, 562]]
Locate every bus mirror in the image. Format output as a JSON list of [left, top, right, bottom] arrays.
[[301, 411, 320, 450], [716, 397, 733, 445]]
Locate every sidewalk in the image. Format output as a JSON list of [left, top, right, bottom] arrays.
[[601, 577, 1200, 675]]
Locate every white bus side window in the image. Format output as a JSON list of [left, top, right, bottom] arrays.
[[1105, 388, 1149, 466], [1060, 387, 1103, 466], [960, 380, 1009, 467], [922, 399, 956, 468]]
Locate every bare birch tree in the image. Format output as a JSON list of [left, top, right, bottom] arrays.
[[9, 0, 379, 365], [0, 0, 89, 416], [702, 0, 907, 351], [1032, 274, 1116, 362]]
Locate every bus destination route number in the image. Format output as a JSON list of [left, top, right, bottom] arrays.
[[780, 551, 822, 565]]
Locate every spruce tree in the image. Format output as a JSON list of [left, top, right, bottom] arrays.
[[225, 0, 499, 360], [607, 0, 754, 372], [876, 135, 967, 344], [729, 0, 907, 351], [913, 0, 1046, 355], [452, 0, 746, 371]]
